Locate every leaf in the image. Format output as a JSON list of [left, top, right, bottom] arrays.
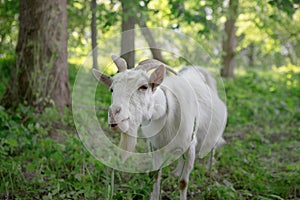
[[7, 138, 18, 147]]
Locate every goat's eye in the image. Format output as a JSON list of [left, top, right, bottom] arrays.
[[138, 85, 148, 91], [110, 88, 113, 93]]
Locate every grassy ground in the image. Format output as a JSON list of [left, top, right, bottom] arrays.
[[0, 62, 299, 199]]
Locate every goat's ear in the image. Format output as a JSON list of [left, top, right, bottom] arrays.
[[92, 68, 112, 87], [149, 65, 166, 90]]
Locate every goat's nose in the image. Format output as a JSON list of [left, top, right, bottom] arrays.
[[109, 105, 122, 116]]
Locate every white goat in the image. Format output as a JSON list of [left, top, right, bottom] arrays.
[[93, 55, 227, 200]]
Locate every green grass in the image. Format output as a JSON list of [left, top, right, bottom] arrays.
[[0, 63, 299, 199]]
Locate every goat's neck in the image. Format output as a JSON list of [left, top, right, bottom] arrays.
[[151, 87, 167, 120]]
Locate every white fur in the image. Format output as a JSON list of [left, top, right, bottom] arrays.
[[97, 65, 227, 200]]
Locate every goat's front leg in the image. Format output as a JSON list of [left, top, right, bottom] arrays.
[[150, 168, 162, 200], [179, 138, 197, 200]]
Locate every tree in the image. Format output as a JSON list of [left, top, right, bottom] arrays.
[[91, 0, 98, 69], [139, 22, 164, 62], [120, 0, 166, 66], [136, 2, 164, 62], [1, 0, 70, 112], [120, 0, 136, 68], [221, 0, 239, 78]]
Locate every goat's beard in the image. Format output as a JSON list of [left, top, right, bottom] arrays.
[[118, 104, 151, 163], [119, 132, 137, 163], [118, 122, 138, 163]]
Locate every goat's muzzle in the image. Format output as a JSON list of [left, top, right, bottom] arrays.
[[110, 123, 119, 131], [108, 106, 130, 132]]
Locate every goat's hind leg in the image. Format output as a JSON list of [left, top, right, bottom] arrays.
[[206, 136, 226, 170], [206, 148, 215, 170], [173, 156, 184, 177], [150, 152, 163, 200], [179, 137, 197, 200]]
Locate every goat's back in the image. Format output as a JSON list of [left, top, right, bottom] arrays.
[[178, 66, 227, 158], [179, 66, 218, 93]]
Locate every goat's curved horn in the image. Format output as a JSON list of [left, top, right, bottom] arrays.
[[136, 59, 177, 75], [111, 55, 127, 72]]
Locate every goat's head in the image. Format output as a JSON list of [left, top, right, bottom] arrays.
[[92, 55, 171, 134]]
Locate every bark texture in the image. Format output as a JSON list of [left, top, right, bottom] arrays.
[[120, 0, 136, 68], [1, 0, 70, 112], [138, 19, 164, 62], [91, 0, 98, 69], [221, 0, 238, 78]]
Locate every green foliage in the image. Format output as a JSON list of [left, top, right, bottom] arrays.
[[67, 0, 120, 57], [1, 65, 299, 199], [268, 0, 299, 16], [168, 0, 219, 33], [236, 0, 300, 67], [0, 0, 19, 55]]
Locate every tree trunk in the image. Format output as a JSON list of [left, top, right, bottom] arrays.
[[138, 19, 164, 62], [120, 0, 136, 68], [0, 0, 70, 112], [248, 43, 255, 67], [221, 0, 238, 78], [91, 0, 98, 69]]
